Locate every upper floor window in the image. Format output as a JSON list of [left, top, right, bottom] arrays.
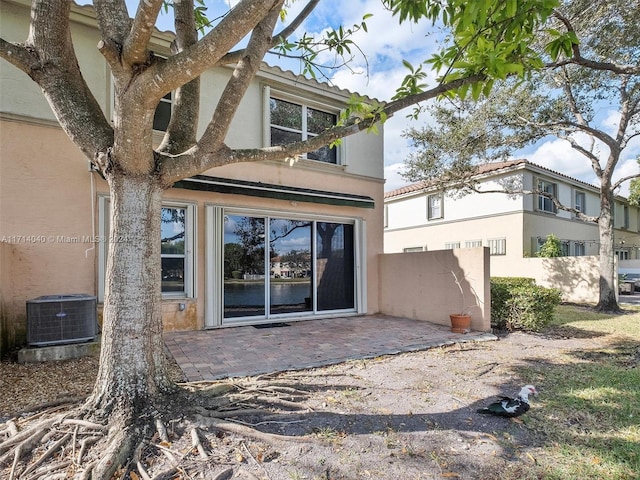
[[269, 96, 338, 164], [403, 246, 424, 252], [574, 241, 586, 256], [153, 92, 172, 131], [445, 242, 460, 249], [487, 238, 506, 255], [537, 179, 557, 213], [574, 190, 586, 217], [623, 204, 630, 229], [427, 194, 443, 220], [465, 240, 482, 248]]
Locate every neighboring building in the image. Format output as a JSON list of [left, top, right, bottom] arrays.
[[0, 0, 385, 344], [384, 160, 640, 266]]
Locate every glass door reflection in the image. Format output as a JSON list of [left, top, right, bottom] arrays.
[[317, 222, 355, 311], [223, 215, 266, 318], [269, 219, 312, 314]]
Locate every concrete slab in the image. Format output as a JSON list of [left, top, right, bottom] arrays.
[[18, 338, 101, 363]]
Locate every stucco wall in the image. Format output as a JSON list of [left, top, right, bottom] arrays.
[[1, 119, 384, 348], [0, 0, 385, 351], [378, 247, 491, 331], [491, 255, 601, 304]]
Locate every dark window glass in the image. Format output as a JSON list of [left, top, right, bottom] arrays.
[[270, 127, 302, 146], [270, 98, 302, 130], [153, 92, 172, 131], [307, 144, 337, 164], [307, 107, 336, 134], [161, 257, 185, 292], [316, 223, 355, 311]]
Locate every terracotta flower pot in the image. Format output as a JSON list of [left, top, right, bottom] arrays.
[[449, 313, 471, 333]]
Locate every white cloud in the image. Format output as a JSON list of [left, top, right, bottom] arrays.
[[384, 162, 410, 192], [526, 137, 597, 181]]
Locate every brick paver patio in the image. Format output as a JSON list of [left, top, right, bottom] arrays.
[[164, 315, 496, 381]]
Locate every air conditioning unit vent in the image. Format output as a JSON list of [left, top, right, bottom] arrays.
[[27, 294, 97, 346]]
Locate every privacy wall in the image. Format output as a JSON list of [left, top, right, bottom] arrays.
[[378, 247, 491, 332]]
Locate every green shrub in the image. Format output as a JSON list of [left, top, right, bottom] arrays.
[[490, 277, 561, 331]]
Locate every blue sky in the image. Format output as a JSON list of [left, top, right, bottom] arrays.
[[116, 1, 639, 195]]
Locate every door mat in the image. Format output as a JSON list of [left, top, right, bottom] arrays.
[[253, 322, 291, 329]]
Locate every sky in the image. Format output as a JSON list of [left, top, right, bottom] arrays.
[[124, 0, 639, 195]]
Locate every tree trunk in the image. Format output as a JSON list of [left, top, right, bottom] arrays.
[[596, 190, 620, 312], [88, 173, 174, 417]]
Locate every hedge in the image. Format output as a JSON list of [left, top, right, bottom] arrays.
[[490, 277, 561, 331]]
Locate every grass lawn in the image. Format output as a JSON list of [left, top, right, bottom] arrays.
[[514, 304, 640, 479]]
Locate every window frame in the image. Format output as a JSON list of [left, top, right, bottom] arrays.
[[487, 238, 506, 256], [160, 203, 196, 298], [536, 178, 558, 213], [98, 197, 196, 302], [266, 88, 342, 165], [444, 242, 460, 250], [574, 190, 586, 218], [427, 193, 443, 220]]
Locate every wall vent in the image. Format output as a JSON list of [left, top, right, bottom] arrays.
[[27, 294, 97, 346]]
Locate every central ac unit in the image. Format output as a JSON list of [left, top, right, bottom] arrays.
[[27, 294, 97, 346]]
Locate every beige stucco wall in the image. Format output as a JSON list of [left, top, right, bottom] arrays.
[[0, 119, 384, 342], [384, 212, 525, 258], [0, 0, 385, 351], [491, 255, 601, 304], [378, 247, 491, 331]]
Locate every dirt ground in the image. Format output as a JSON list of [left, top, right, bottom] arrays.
[[0, 326, 616, 479]]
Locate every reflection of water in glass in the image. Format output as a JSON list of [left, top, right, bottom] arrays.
[[224, 282, 310, 307], [224, 283, 264, 307], [270, 282, 311, 305]]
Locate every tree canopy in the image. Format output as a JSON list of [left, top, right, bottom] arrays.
[[400, 0, 639, 311]]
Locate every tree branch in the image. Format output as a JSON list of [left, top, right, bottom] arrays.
[[20, 0, 114, 162], [0, 38, 38, 73], [217, 0, 321, 66], [160, 72, 488, 184], [93, 0, 131, 46], [160, 1, 285, 184], [613, 173, 640, 191], [199, 3, 283, 152], [144, 0, 280, 103], [157, 0, 200, 155], [547, 10, 640, 74], [123, 0, 164, 66]]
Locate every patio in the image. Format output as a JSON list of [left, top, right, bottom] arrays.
[[164, 314, 496, 381]]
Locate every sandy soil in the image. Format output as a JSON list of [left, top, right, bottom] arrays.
[[0, 326, 618, 479]]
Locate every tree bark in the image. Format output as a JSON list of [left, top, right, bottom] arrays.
[[596, 188, 620, 312], [89, 173, 174, 417]]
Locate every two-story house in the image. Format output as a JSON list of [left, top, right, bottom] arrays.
[[0, 0, 385, 346], [384, 160, 640, 268]]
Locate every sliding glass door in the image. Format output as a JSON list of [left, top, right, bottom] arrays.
[[316, 222, 354, 311], [223, 215, 266, 318], [269, 218, 313, 315], [220, 211, 356, 324]]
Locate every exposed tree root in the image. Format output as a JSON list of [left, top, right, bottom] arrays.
[[1, 376, 315, 479]]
